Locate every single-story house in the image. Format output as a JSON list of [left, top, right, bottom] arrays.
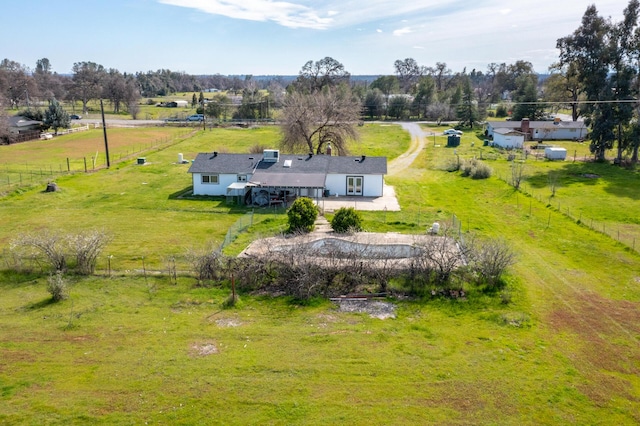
[[188, 148, 387, 206], [8, 115, 43, 134], [166, 100, 189, 108], [492, 128, 525, 149], [486, 118, 587, 141]]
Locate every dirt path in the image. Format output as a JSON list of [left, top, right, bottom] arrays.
[[388, 122, 434, 176]]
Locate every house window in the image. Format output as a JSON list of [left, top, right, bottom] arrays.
[[201, 174, 219, 184], [237, 175, 247, 182]]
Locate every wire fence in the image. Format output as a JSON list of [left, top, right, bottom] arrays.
[[221, 211, 255, 250], [493, 172, 639, 254], [0, 131, 191, 193]]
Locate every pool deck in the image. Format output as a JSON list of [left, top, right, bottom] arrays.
[[314, 184, 400, 213]]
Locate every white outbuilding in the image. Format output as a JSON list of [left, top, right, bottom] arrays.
[[492, 128, 525, 149], [544, 147, 567, 160]]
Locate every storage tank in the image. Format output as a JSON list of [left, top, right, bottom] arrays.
[[544, 147, 567, 160], [178, 153, 184, 163]]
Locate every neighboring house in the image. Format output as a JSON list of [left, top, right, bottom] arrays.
[[486, 118, 587, 141], [8, 115, 43, 134], [166, 100, 189, 108], [5, 115, 44, 143], [188, 148, 387, 206], [492, 128, 525, 149]]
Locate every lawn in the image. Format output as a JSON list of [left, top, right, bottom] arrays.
[[1, 123, 639, 424]]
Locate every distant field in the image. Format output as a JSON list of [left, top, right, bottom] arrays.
[[0, 122, 639, 424]]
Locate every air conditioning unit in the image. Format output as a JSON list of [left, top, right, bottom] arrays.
[[263, 149, 279, 163]]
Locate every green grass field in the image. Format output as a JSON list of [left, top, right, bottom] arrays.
[[1, 123, 639, 424]]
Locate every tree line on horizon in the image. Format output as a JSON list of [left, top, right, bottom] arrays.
[[1, 1, 639, 163]]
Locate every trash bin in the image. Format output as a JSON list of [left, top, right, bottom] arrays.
[[483, 139, 489, 146], [323, 189, 330, 197]]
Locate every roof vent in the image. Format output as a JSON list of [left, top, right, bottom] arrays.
[[283, 159, 292, 168], [361, 155, 366, 161]]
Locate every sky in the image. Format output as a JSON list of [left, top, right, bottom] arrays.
[[1, 0, 628, 76]]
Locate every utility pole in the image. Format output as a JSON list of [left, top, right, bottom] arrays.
[[100, 99, 111, 168]]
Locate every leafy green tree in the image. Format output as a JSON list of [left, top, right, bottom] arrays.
[[287, 197, 318, 233], [364, 89, 384, 119], [544, 63, 583, 121], [511, 75, 545, 121], [205, 93, 232, 120], [191, 93, 197, 108], [44, 98, 70, 134], [456, 76, 478, 128], [291, 57, 350, 94], [557, 1, 639, 162], [412, 76, 436, 119], [387, 95, 409, 119], [331, 207, 362, 233], [370, 75, 399, 118]]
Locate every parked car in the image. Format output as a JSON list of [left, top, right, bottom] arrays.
[[70, 114, 81, 120], [443, 129, 463, 136], [186, 114, 204, 122]]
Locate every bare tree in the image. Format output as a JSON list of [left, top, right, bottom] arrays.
[[280, 89, 361, 155], [394, 58, 425, 93], [510, 161, 526, 190], [70, 61, 105, 114], [12, 232, 67, 272], [68, 230, 111, 275], [469, 238, 516, 286]]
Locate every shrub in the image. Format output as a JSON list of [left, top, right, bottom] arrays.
[[469, 238, 516, 287], [68, 230, 110, 275], [460, 158, 492, 179], [331, 207, 363, 233], [12, 232, 67, 272], [495, 105, 508, 118], [187, 247, 225, 283], [286, 197, 318, 233], [47, 271, 68, 301]]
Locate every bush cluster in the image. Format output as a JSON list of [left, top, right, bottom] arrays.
[[460, 158, 492, 179], [11, 230, 110, 275], [286, 197, 318, 233], [330, 207, 363, 233]]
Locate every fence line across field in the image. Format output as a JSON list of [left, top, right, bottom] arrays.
[[0, 131, 190, 191]]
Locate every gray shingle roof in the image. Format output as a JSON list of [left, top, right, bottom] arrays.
[[188, 152, 387, 175], [487, 120, 586, 130]]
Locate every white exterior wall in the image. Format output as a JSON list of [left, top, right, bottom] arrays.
[[192, 173, 250, 196], [325, 174, 384, 197], [532, 127, 587, 140], [493, 133, 524, 149]]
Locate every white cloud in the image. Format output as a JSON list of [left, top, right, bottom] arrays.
[[159, 0, 334, 29], [376, 28, 383, 33], [393, 27, 412, 36]]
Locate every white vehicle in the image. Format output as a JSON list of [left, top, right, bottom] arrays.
[[186, 114, 204, 122], [443, 129, 463, 136]]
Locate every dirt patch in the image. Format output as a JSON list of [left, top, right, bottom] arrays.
[[547, 288, 640, 406], [214, 317, 242, 327], [190, 342, 219, 356], [333, 299, 396, 319]]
